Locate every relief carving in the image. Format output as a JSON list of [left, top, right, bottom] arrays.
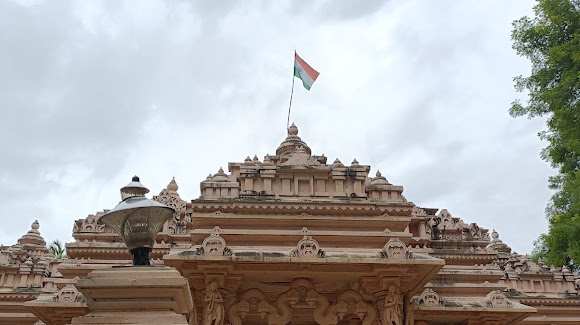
[[426, 209, 490, 241], [410, 206, 427, 218], [484, 290, 512, 308], [229, 280, 377, 325], [325, 289, 377, 325], [417, 288, 440, 307], [382, 285, 403, 325], [290, 235, 325, 258], [74, 214, 105, 233], [53, 284, 86, 303], [201, 227, 232, 256], [381, 238, 411, 259], [202, 281, 225, 325]]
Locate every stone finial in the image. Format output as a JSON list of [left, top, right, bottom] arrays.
[[206, 174, 213, 180], [332, 158, 344, 168], [369, 170, 390, 186], [351, 158, 360, 167], [263, 155, 274, 166], [288, 122, 298, 135], [253, 155, 260, 163], [491, 229, 499, 241], [18, 220, 47, 247], [277, 122, 311, 155], [244, 156, 253, 165], [211, 167, 230, 182], [167, 177, 178, 192], [563, 265, 571, 274]]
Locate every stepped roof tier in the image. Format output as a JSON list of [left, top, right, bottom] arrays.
[[0, 124, 578, 325]]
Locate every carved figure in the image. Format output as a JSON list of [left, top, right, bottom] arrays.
[[382, 285, 402, 325], [202, 282, 224, 325]]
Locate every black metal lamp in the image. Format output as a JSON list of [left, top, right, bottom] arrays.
[[100, 176, 174, 265]]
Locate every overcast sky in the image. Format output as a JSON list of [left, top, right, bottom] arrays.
[[0, 0, 552, 255]]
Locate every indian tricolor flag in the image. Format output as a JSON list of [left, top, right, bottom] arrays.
[[294, 52, 320, 90]]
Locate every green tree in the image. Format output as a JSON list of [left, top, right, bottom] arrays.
[[510, 0, 580, 270], [48, 240, 66, 259]]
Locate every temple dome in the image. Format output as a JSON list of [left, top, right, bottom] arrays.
[[276, 123, 312, 156], [167, 177, 179, 192], [17, 220, 46, 247], [211, 167, 230, 182], [369, 171, 391, 186]]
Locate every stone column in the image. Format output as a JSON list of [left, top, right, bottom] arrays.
[[71, 266, 194, 325]]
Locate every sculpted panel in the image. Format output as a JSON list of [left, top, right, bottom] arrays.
[[203, 281, 225, 325], [382, 285, 402, 325]]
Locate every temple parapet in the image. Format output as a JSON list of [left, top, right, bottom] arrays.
[[200, 123, 406, 202]]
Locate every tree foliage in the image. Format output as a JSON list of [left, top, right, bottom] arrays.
[[511, 0, 580, 270], [48, 239, 66, 259]]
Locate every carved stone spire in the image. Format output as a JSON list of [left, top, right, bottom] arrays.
[[276, 123, 312, 155], [17, 220, 47, 247], [167, 177, 179, 192]]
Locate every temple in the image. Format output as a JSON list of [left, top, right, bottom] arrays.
[[1, 123, 580, 325]]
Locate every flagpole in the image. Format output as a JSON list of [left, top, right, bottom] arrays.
[[287, 51, 296, 131]]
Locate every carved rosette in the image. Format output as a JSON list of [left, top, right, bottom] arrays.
[[484, 290, 512, 308], [417, 288, 440, 307], [381, 238, 411, 259], [290, 235, 325, 258]]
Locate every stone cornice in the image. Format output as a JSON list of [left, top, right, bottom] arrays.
[[191, 200, 414, 215]]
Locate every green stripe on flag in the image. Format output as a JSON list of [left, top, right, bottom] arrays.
[[294, 67, 312, 91]]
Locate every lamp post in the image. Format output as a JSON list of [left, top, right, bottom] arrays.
[[100, 176, 174, 266]]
